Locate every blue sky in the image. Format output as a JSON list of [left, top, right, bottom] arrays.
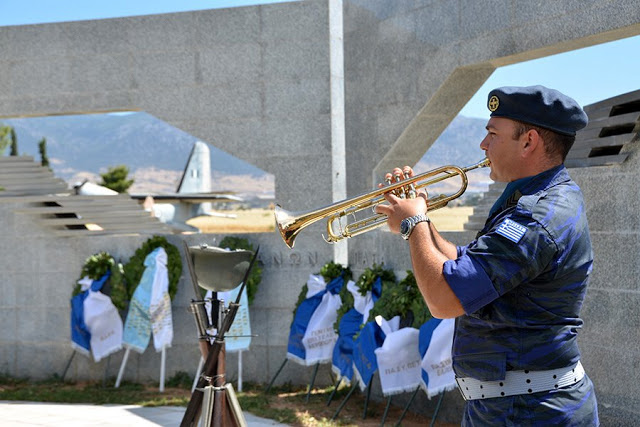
[[459, 35, 640, 119], [1, 1, 638, 119], [0, 1, 294, 26]]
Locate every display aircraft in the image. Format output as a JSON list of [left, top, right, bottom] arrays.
[[74, 141, 242, 233]]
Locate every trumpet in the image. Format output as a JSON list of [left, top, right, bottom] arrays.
[[275, 158, 490, 248]]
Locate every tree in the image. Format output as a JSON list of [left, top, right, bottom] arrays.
[[38, 137, 50, 169], [0, 125, 12, 155], [10, 128, 18, 156], [100, 165, 134, 193]]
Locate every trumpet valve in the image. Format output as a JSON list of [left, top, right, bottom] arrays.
[[393, 173, 407, 198], [402, 171, 417, 198]]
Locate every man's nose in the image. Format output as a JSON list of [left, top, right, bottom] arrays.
[[480, 136, 488, 150]]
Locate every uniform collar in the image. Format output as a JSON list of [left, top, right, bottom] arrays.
[[489, 164, 567, 217]]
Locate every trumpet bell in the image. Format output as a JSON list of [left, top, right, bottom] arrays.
[[274, 205, 300, 249]]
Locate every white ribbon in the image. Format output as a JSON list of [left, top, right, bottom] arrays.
[[149, 248, 173, 352], [375, 316, 421, 396], [349, 280, 373, 321], [420, 318, 456, 398], [84, 290, 123, 362], [301, 290, 341, 365]]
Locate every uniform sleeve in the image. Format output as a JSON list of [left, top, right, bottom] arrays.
[[457, 245, 467, 258], [443, 214, 557, 314]]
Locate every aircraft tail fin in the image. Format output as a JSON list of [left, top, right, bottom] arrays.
[[176, 141, 212, 194]]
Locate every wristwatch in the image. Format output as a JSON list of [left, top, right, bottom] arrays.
[[400, 213, 430, 240]]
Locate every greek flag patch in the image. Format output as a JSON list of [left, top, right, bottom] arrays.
[[496, 218, 527, 243]]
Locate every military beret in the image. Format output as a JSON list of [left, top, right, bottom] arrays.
[[487, 85, 588, 136]]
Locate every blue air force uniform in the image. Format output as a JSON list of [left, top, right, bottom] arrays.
[[445, 166, 598, 425], [440, 86, 599, 425]]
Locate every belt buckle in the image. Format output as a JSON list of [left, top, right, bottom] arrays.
[[454, 377, 469, 401]]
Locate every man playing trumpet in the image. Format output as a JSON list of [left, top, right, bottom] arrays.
[[376, 86, 599, 426]]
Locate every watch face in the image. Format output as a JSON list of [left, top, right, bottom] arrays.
[[400, 219, 410, 235]]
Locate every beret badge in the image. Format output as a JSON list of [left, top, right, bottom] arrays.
[[488, 95, 500, 112]]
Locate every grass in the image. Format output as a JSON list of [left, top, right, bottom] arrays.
[[428, 206, 474, 231], [186, 206, 474, 235], [187, 208, 276, 233], [0, 373, 450, 426], [0, 374, 190, 407]]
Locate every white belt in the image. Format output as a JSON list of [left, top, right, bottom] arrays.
[[455, 360, 585, 401]]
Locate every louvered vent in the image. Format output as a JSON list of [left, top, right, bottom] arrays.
[[566, 89, 640, 168]]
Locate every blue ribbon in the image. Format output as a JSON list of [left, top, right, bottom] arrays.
[[353, 320, 385, 387], [332, 276, 383, 379], [70, 271, 111, 354], [287, 274, 345, 362], [419, 317, 444, 388]]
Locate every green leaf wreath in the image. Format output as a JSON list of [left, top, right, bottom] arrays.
[[123, 236, 182, 301], [218, 236, 262, 306], [72, 252, 128, 311], [368, 270, 432, 329], [333, 263, 396, 334], [292, 261, 352, 317]]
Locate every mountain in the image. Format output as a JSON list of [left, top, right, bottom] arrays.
[[415, 115, 488, 169], [0, 113, 489, 196], [2, 112, 271, 196], [414, 115, 492, 194]]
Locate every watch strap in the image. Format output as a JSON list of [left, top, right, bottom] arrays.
[[401, 213, 430, 240]]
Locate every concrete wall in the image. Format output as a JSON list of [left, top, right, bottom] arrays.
[[570, 157, 640, 426], [1, 0, 640, 424]]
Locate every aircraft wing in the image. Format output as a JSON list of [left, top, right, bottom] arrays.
[[129, 192, 243, 204]]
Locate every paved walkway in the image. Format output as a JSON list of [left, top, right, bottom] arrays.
[[0, 401, 290, 426]]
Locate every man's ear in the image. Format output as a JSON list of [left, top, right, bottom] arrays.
[[521, 129, 541, 156]]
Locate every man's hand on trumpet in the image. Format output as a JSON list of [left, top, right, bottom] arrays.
[[375, 166, 428, 234]]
